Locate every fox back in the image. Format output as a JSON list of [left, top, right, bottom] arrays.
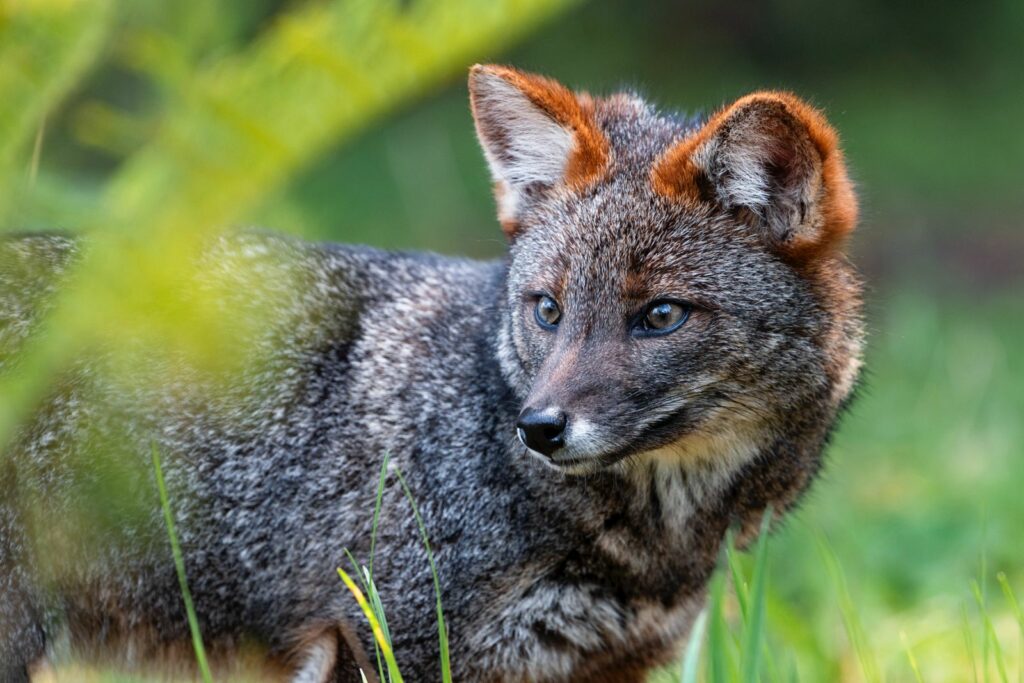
[[0, 66, 863, 682]]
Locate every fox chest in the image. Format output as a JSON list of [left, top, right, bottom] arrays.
[[457, 567, 703, 682]]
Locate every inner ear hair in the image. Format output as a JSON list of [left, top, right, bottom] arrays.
[[468, 64, 610, 239], [652, 91, 857, 262]]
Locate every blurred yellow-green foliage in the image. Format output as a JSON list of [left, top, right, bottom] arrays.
[[2, 0, 1023, 681]]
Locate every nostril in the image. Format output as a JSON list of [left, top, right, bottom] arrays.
[[516, 408, 568, 457], [541, 423, 564, 441]]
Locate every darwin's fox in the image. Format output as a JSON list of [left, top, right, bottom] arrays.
[[0, 65, 863, 682]]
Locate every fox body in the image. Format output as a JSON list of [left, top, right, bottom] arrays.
[[0, 66, 863, 682]]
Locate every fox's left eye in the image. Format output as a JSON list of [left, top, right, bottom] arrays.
[[635, 301, 690, 336], [534, 295, 562, 329]]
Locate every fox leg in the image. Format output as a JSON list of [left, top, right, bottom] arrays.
[[287, 623, 378, 683], [289, 632, 338, 683]]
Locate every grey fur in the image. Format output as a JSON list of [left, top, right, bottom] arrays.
[[0, 72, 863, 682]]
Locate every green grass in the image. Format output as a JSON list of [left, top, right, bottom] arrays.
[[151, 445, 213, 683], [337, 456, 452, 683]]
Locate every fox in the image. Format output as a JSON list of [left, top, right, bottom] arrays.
[[0, 64, 863, 682]]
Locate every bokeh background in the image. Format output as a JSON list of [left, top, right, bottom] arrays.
[[2, 0, 1022, 681]]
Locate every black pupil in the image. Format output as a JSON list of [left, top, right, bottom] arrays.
[[648, 303, 677, 328]]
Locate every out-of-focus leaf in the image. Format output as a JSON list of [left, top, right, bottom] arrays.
[[0, 0, 582, 450], [0, 0, 114, 198]]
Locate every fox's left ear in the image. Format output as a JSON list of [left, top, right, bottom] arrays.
[[652, 92, 857, 261], [469, 64, 610, 238]]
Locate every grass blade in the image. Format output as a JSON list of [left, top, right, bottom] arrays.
[[973, 579, 1010, 683], [344, 547, 369, 592], [338, 567, 404, 683], [996, 573, 1023, 683], [964, 602, 981, 683], [29, 119, 46, 187], [815, 531, 881, 683], [369, 452, 391, 576], [726, 534, 750, 619], [980, 516, 991, 683], [727, 530, 782, 683], [344, 548, 390, 681], [741, 509, 773, 683], [363, 566, 395, 683], [900, 630, 925, 683], [708, 571, 733, 683], [367, 452, 393, 682], [364, 566, 394, 651], [680, 608, 708, 683], [151, 445, 213, 683], [395, 468, 452, 683]]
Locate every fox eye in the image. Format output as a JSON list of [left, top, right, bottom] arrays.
[[534, 295, 561, 329], [635, 301, 690, 336]]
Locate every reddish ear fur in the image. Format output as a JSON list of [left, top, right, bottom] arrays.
[[651, 92, 857, 262], [469, 65, 611, 237]]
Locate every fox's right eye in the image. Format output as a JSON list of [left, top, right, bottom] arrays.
[[534, 296, 561, 329]]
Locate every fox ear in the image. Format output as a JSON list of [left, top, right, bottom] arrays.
[[469, 64, 610, 238], [652, 92, 857, 261]]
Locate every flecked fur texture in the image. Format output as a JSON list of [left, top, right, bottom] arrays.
[[0, 66, 863, 682]]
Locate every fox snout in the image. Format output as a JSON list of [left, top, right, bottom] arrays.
[[514, 342, 617, 467]]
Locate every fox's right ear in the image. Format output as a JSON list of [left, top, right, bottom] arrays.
[[469, 64, 610, 238]]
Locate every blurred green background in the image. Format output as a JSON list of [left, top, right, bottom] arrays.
[[3, 0, 1022, 681]]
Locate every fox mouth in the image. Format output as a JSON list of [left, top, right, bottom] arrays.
[[523, 448, 609, 474], [520, 405, 707, 474], [522, 441, 651, 474]]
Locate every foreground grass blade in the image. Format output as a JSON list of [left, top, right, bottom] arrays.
[[900, 630, 925, 683], [726, 534, 782, 683], [726, 535, 750, 618], [363, 568, 395, 665], [395, 468, 452, 683], [816, 531, 881, 683], [708, 571, 732, 683], [343, 550, 390, 683], [972, 579, 1010, 683], [369, 452, 392, 576], [338, 567, 404, 683], [741, 509, 774, 683], [995, 573, 1023, 683], [152, 445, 213, 683], [367, 453, 393, 683], [963, 602, 981, 683], [981, 518, 990, 683], [679, 608, 708, 683]]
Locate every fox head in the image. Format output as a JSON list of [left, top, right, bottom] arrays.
[[469, 65, 863, 488]]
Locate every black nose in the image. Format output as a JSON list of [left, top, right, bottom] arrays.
[[516, 408, 567, 456]]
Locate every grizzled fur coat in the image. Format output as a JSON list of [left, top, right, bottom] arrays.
[[0, 65, 863, 682]]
